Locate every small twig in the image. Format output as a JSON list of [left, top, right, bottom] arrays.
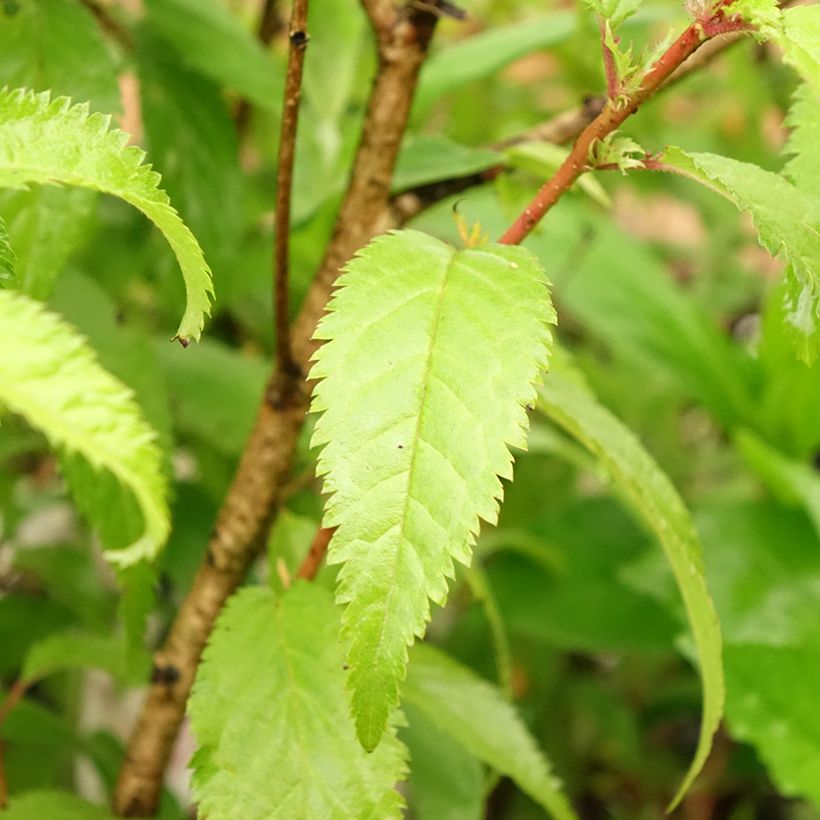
[[498, 12, 751, 245], [296, 527, 335, 580], [272, 0, 310, 386]]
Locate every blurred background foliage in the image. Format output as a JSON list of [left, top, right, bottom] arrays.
[[0, 0, 818, 817]]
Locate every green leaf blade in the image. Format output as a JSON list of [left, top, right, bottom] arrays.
[[784, 83, 820, 199], [310, 229, 555, 750], [537, 368, 724, 810], [404, 644, 577, 820], [0, 289, 169, 564], [189, 583, 407, 820], [0, 88, 213, 342]]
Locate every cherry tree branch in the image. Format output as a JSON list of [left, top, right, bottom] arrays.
[[272, 0, 310, 388]]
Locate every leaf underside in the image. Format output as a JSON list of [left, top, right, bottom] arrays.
[[0, 288, 169, 564], [310, 229, 555, 751], [189, 584, 407, 820], [538, 367, 724, 810], [0, 87, 212, 342]]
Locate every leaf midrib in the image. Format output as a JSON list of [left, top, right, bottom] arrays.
[[365, 246, 458, 723]]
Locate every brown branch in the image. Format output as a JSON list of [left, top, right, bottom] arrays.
[[296, 526, 335, 581], [498, 13, 750, 245], [272, 0, 310, 386], [112, 5, 439, 817]]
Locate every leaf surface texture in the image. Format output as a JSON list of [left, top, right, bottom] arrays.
[[189, 584, 407, 819], [310, 229, 554, 749]]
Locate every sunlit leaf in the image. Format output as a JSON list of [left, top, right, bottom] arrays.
[[0, 87, 213, 342], [310, 229, 554, 750]]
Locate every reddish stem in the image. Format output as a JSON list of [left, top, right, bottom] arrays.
[[498, 14, 749, 245], [296, 527, 335, 581]]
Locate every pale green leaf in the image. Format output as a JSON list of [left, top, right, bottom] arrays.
[[413, 11, 576, 117], [310, 229, 554, 750], [0, 289, 169, 564], [0, 0, 121, 113], [2, 791, 114, 820], [189, 583, 407, 820], [404, 644, 576, 820], [781, 5, 820, 96], [662, 147, 820, 364], [0, 87, 213, 342], [0, 214, 15, 285], [581, 0, 644, 27], [784, 83, 820, 199], [144, 0, 282, 110], [537, 367, 723, 809], [731, 3, 820, 93], [393, 135, 500, 193]]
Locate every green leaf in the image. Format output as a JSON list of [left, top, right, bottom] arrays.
[[155, 336, 267, 456], [0, 289, 169, 564], [581, 0, 644, 27], [0, 214, 15, 285], [0, 0, 121, 113], [393, 135, 500, 193], [537, 367, 724, 809], [303, 0, 367, 124], [735, 429, 820, 536], [724, 644, 820, 806], [189, 583, 407, 819], [22, 631, 146, 685], [403, 644, 576, 820], [137, 31, 243, 284], [0, 185, 96, 299], [413, 11, 576, 117], [144, 0, 282, 110], [698, 501, 820, 648], [401, 704, 484, 820], [696, 500, 820, 805], [784, 83, 820, 199], [2, 791, 114, 820], [310, 229, 554, 750], [0, 88, 213, 342], [661, 147, 820, 364], [557, 219, 755, 428], [781, 5, 820, 96]]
